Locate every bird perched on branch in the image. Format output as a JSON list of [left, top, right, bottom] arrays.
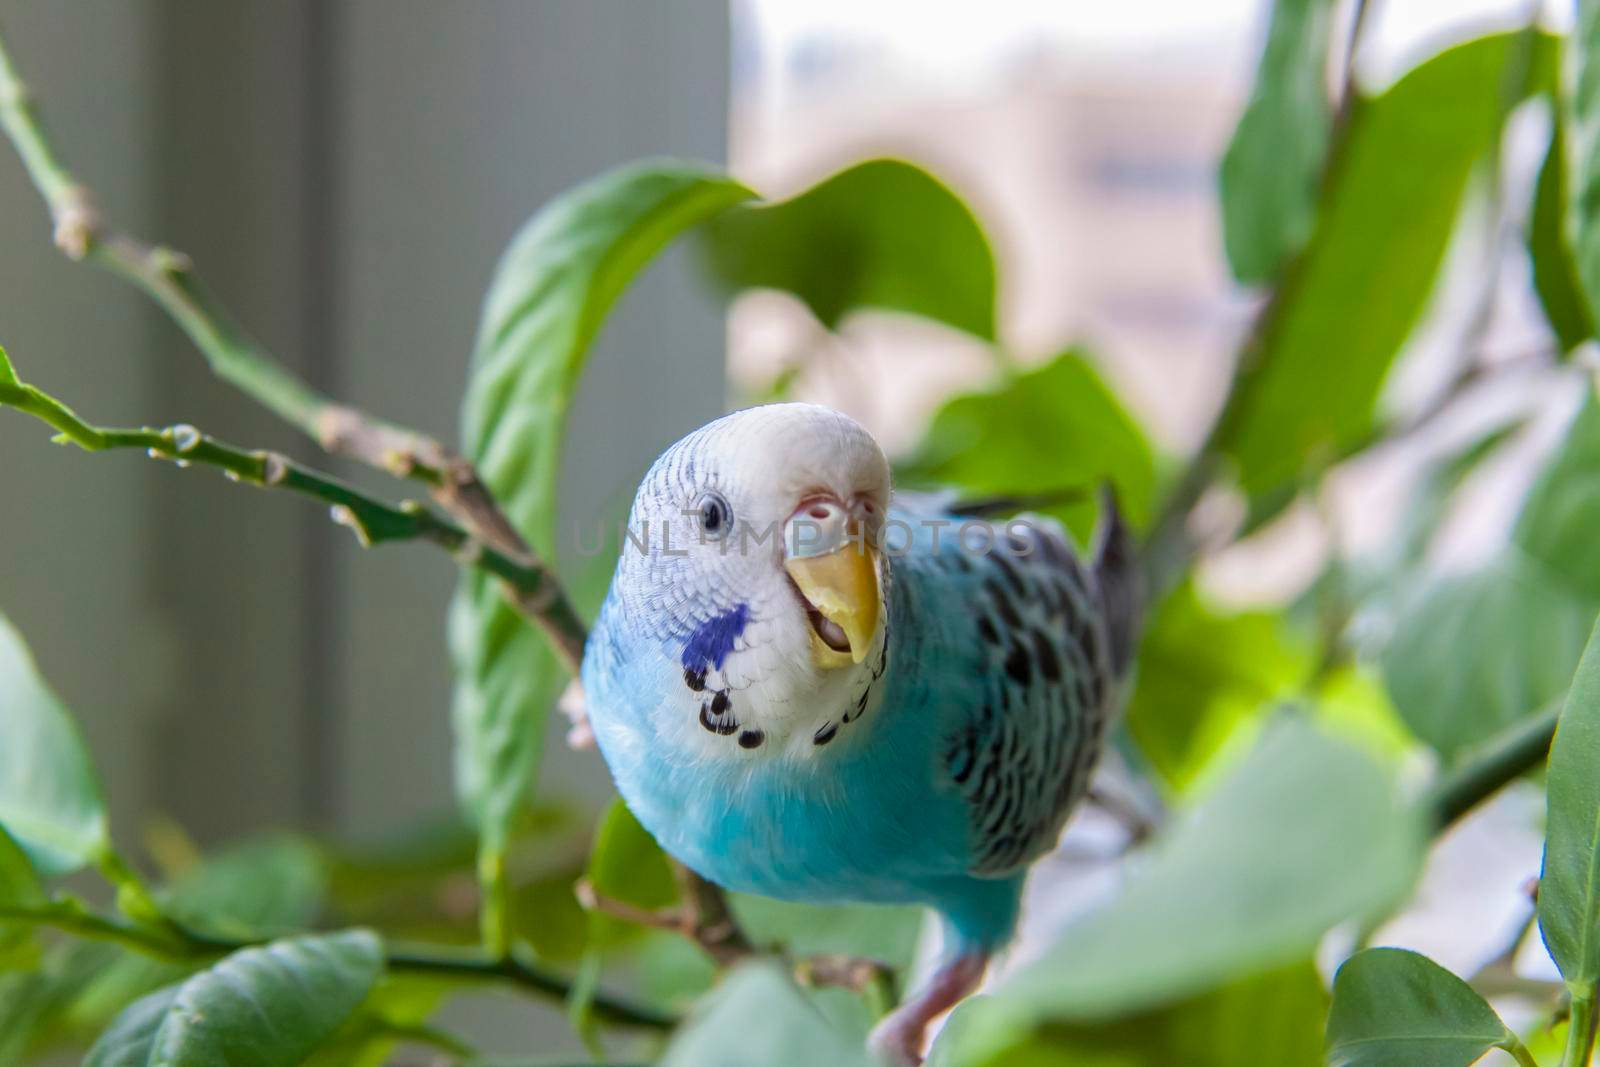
[[582, 403, 1140, 1063]]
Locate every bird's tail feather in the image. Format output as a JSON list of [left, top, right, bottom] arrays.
[[1091, 485, 1142, 676]]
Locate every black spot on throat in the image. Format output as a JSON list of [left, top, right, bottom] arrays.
[[683, 666, 706, 692], [738, 729, 765, 749], [814, 721, 838, 746]]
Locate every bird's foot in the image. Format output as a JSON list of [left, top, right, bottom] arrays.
[[867, 951, 987, 1065], [559, 679, 594, 749]]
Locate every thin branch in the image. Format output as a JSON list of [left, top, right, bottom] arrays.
[[0, 900, 675, 1032], [0, 23, 585, 672], [1424, 700, 1561, 835], [0, 366, 549, 592]]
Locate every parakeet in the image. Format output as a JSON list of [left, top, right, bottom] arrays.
[[582, 403, 1140, 1062]]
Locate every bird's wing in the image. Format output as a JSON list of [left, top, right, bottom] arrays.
[[916, 510, 1123, 877]]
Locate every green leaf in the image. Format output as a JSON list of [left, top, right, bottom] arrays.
[[584, 796, 677, 949], [450, 162, 752, 945], [0, 345, 17, 386], [1381, 554, 1594, 762], [1326, 948, 1523, 1067], [66, 834, 331, 1028], [1514, 379, 1600, 600], [897, 349, 1156, 540], [933, 962, 1326, 1067], [1538, 612, 1600, 985], [1566, 0, 1600, 328], [936, 719, 1423, 1062], [700, 159, 996, 340], [0, 825, 43, 967], [84, 929, 384, 1067], [1529, 124, 1596, 352], [1124, 582, 1310, 792], [1219, 0, 1336, 283], [661, 960, 876, 1067], [1221, 31, 1557, 496], [0, 609, 108, 877], [1383, 382, 1600, 761]]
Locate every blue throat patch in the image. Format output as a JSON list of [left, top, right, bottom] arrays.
[[681, 603, 749, 673]]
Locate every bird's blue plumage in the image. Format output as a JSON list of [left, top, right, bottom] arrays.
[[583, 415, 1138, 959]]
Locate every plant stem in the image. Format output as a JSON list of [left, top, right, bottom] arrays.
[[1567, 990, 1598, 1066], [0, 22, 586, 672], [0, 901, 675, 1032], [0, 371, 551, 593], [1505, 1036, 1543, 1067], [1424, 700, 1561, 835]]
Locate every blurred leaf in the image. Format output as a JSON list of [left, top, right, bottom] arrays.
[[1566, 0, 1600, 327], [701, 159, 996, 340], [1514, 379, 1600, 600], [65, 833, 331, 1030], [0, 609, 108, 877], [933, 962, 1325, 1067], [1125, 582, 1310, 792], [84, 929, 383, 1067], [0, 825, 42, 968], [1529, 123, 1596, 352], [301, 976, 456, 1067], [1384, 385, 1600, 762], [661, 960, 875, 1067], [584, 797, 678, 949], [1219, 0, 1336, 283], [511, 870, 590, 962], [1326, 948, 1522, 1067], [451, 162, 751, 943], [898, 349, 1156, 541], [936, 720, 1423, 1062], [161, 833, 326, 937], [730, 895, 923, 973], [1311, 664, 1417, 763], [1222, 31, 1557, 496], [1538, 612, 1600, 985], [1382, 555, 1592, 762], [0, 971, 54, 1066]]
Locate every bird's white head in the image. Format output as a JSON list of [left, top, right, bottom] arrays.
[[611, 403, 892, 756]]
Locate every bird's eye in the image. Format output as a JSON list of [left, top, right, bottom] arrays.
[[696, 491, 732, 536]]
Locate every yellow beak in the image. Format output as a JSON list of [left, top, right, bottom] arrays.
[[785, 543, 881, 669]]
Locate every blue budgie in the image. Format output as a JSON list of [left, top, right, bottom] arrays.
[[582, 403, 1140, 1062]]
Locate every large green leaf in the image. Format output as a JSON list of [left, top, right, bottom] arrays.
[[1539, 613, 1600, 985], [932, 962, 1326, 1067], [935, 720, 1423, 1062], [1382, 554, 1593, 762], [661, 960, 875, 1067], [1383, 381, 1600, 761], [1219, 0, 1336, 283], [1568, 0, 1600, 326], [700, 159, 996, 340], [0, 610, 108, 876], [896, 349, 1156, 540], [1514, 379, 1600, 600], [449, 162, 753, 943], [1529, 123, 1596, 352], [1326, 948, 1523, 1067], [1222, 31, 1556, 496], [84, 929, 383, 1067], [1124, 581, 1310, 792]]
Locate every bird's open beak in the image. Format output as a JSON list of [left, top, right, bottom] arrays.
[[783, 497, 881, 669]]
